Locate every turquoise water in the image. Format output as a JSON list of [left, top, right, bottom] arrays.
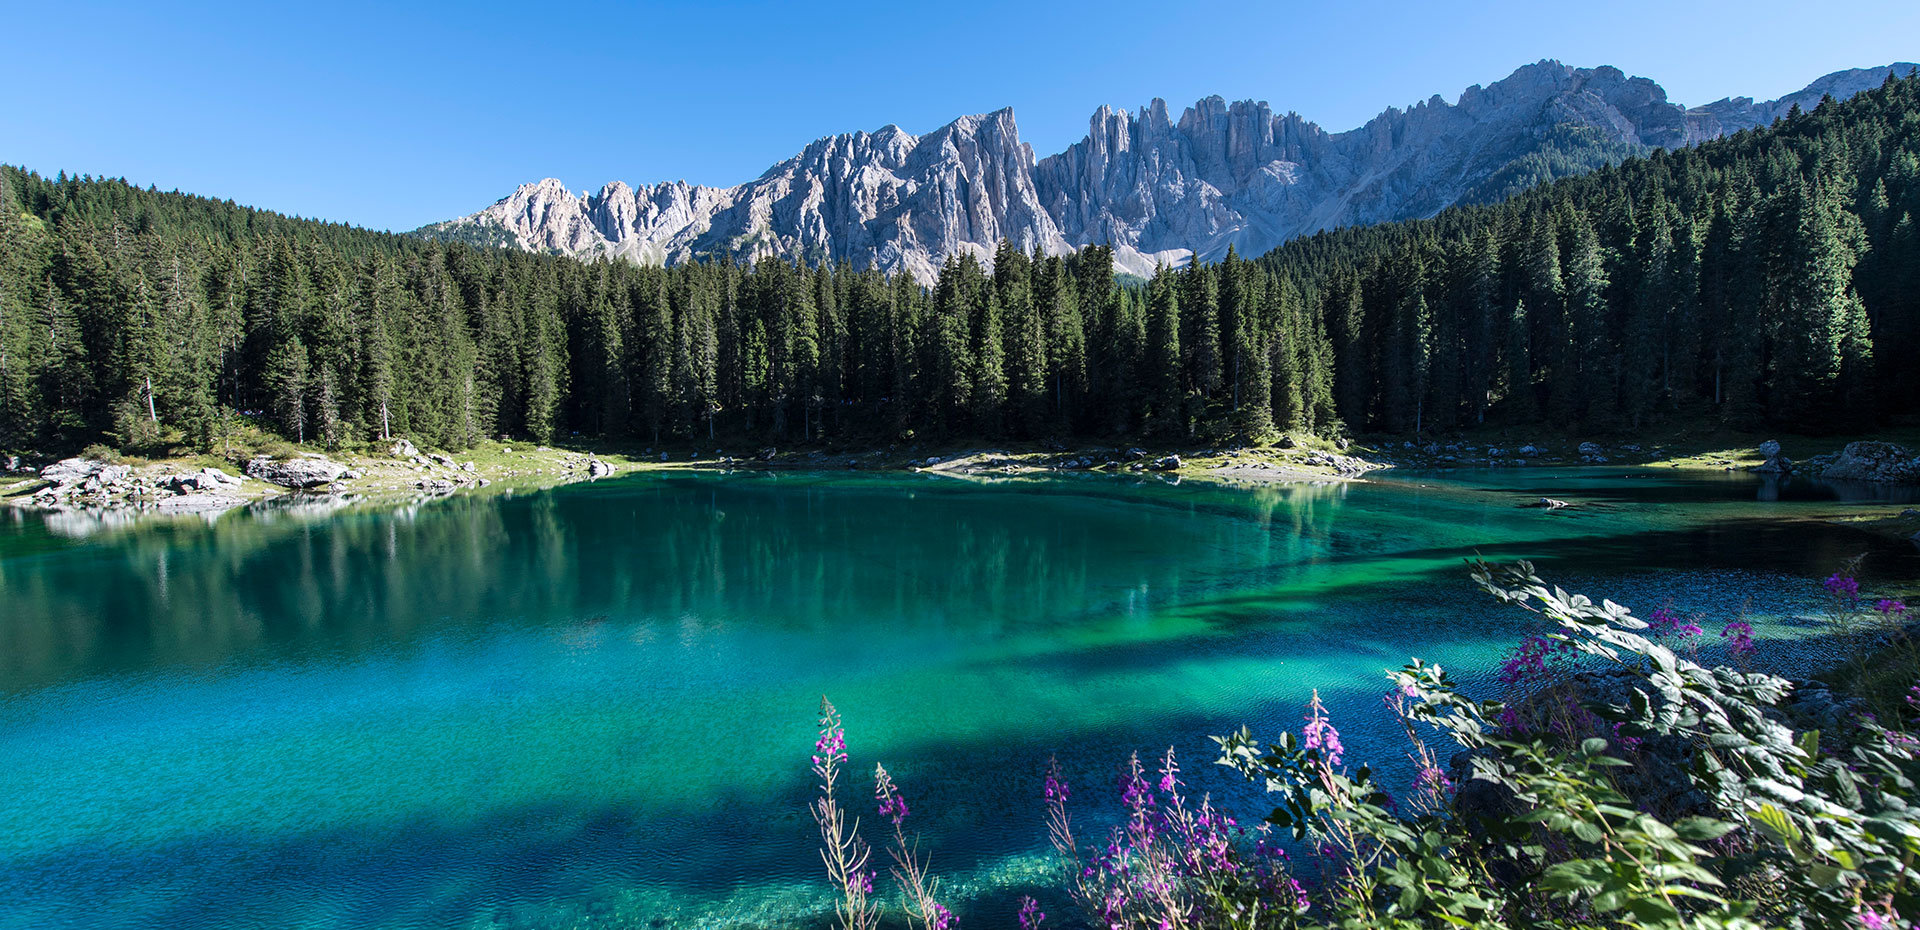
[[0, 469, 1915, 929]]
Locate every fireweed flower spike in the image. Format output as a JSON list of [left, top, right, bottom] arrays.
[[810, 698, 876, 930], [1827, 573, 1861, 599], [1721, 620, 1757, 657], [873, 763, 948, 930], [1302, 689, 1344, 767], [1015, 896, 1045, 929], [874, 766, 909, 826], [1649, 607, 1703, 638]]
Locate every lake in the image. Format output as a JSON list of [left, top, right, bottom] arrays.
[[1, 468, 1915, 929]]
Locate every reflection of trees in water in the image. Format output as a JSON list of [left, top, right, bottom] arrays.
[[0, 477, 1350, 692]]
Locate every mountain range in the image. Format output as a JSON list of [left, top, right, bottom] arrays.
[[415, 59, 1918, 281]]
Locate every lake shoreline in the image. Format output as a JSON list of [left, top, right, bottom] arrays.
[[5, 435, 1918, 549]]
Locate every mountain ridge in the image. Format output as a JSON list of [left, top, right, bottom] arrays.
[[417, 59, 1918, 281]]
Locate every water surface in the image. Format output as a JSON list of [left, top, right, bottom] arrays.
[[1, 468, 1914, 929]]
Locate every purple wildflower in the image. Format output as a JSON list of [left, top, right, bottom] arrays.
[[1416, 765, 1453, 794], [1877, 599, 1909, 617], [1302, 690, 1344, 767], [1856, 907, 1892, 930], [1120, 753, 1155, 815], [1827, 573, 1861, 599], [1498, 635, 1569, 685], [1284, 876, 1311, 914], [1721, 621, 1757, 657], [1650, 608, 1703, 638], [1496, 706, 1524, 733], [811, 714, 847, 781], [928, 902, 953, 930], [1017, 896, 1045, 929], [874, 765, 909, 826]]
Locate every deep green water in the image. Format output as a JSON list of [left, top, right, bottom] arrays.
[[1, 468, 1915, 929]]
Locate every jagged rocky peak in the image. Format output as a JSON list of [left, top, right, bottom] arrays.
[[420, 58, 1917, 281], [1686, 62, 1920, 139]]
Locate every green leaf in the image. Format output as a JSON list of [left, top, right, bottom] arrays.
[[1751, 803, 1802, 847], [1674, 817, 1738, 841]]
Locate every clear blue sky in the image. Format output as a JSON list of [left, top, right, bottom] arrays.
[[6, 0, 1915, 233]]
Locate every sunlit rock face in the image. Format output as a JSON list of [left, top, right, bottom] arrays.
[[419, 61, 1916, 281]]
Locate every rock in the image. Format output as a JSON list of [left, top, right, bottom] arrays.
[[460, 462, 476, 473], [1519, 444, 1542, 456], [245, 456, 348, 489], [1149, 454, 1181, 472], [1751, 439, 1794, 474], [339, 469, 362, 480], [1528, 498, 1574, 509], [1578, 441, 1604, 456], [429, 453, 457, 468], [3, 455, 19, 472], [1819, 441, 1920, 483], [586, 459, 615, 477], [660, 452, 669, 462], [200, 467, 243, 486], [40, 457, 129, 488], [422, 64, 1914, 283], [924, 456, 942, 466], [389, 439, 419, 458], [1277, 435, 1296, 449]]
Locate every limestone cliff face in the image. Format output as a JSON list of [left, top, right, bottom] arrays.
[[418, 60, 1916, 280]]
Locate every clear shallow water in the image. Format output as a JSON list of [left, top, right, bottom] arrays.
[[0, 469, 1915, 929]]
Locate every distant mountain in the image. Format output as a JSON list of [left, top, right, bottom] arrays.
[[417, 60, 1917, 280]]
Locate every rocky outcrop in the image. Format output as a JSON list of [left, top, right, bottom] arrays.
[[421, 60, 1916, 281], [246, 455, 349, 489], [1819, 441, 1920, 483], [40, 457, 131, 490], [1753, 439, 1793, 474]]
